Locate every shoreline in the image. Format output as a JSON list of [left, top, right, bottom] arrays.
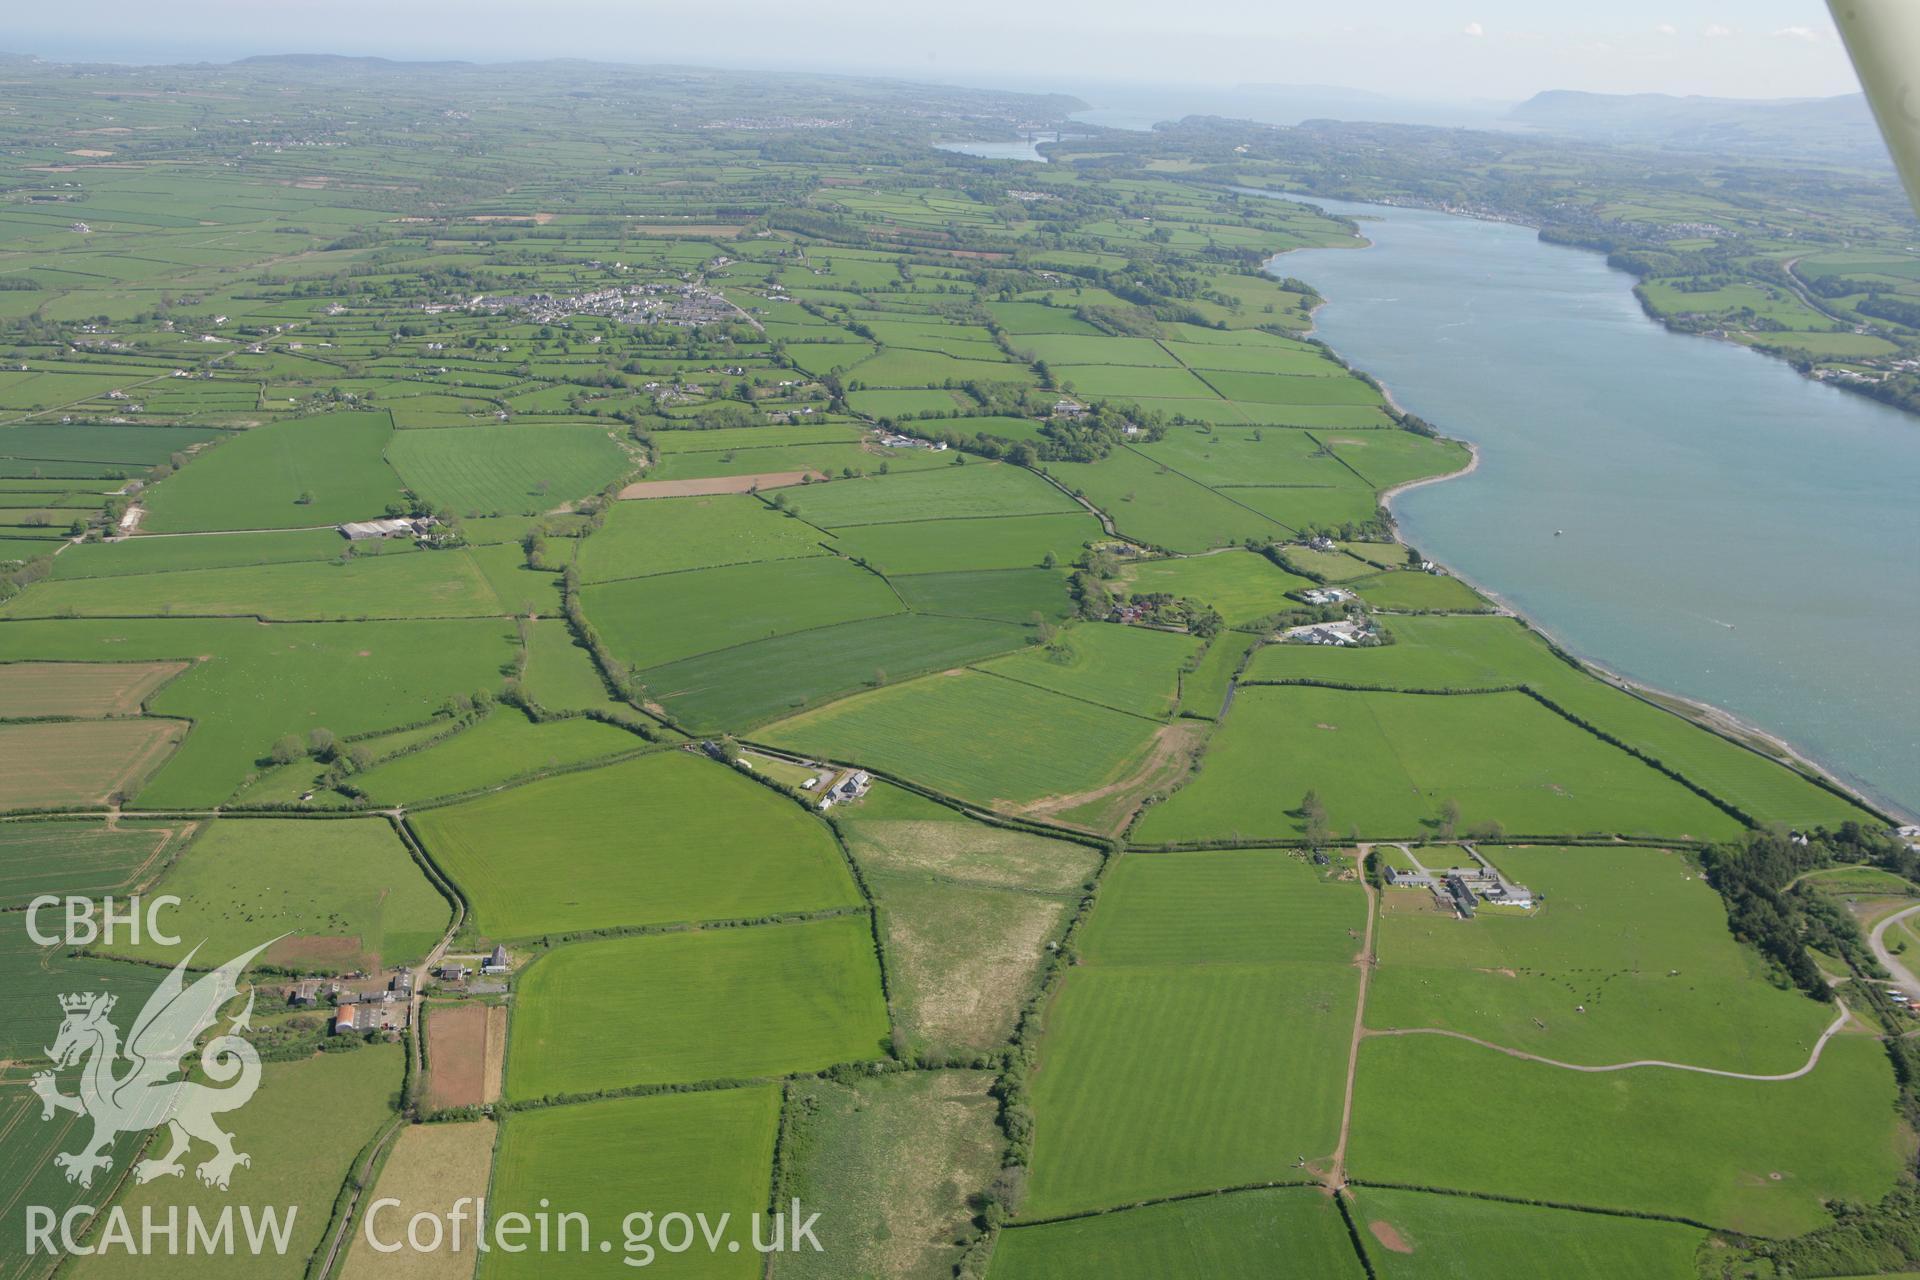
[[1263, 220, 1910, 827]]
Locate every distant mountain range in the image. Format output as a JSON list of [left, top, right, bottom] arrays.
[[1506, 89, 1886, 165]]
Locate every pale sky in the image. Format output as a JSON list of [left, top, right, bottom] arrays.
[[8, 0, 1865, 103]]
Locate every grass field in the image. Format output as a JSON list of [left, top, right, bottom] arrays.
[[777, 1071, 1001, 1280], [1347, 1188, 1706, 1280], [0, 660, 185, 716], [992, 1187, 1361, 1279], [775, 463, 1077, 527], [830, 511, 1098, 574], [1116, 550, 1315, 624], [340, 1120, 498, 1280], [410, 752, 860, 939], [507, 915, 890, 1097], [1368, 845, 1834, 1072], [1024, 851, 1362, 1216], [975, 624, 1200, 719], [583, 555, 901, 670], [639, 613, 1030, 730], [483, 1087, 778, 1279], [348, 708, 641, 803], [1351, 570, 1490, 612], [140, 410, 406, 532], [2, 548, 506, 620], [387, 423, 632, 515], [102, 817, 448, 972], [70, 1043, 403, 1280], [576, 493, 829, 582], [1348, 1033, 1904, 1237], [761, 669, 1163, 812], [1132, 687, 1741, 843]]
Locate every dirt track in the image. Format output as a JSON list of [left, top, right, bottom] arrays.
[[618, 470, 824, 499]]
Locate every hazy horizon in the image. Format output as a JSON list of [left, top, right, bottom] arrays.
[[6, 1, 1865, 104]]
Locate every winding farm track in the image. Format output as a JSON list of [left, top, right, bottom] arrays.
[[1365, 1000, 1853, 1083], [1869, 902, 1920, 1001]]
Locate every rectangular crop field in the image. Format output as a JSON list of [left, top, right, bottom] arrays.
[[409, 751, 860, 939], [506, 916, 889, 1097]]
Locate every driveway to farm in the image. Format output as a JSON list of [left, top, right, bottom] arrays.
[[1870, 902, 1920, 1001], [1365, 1000, 1853, 1083]]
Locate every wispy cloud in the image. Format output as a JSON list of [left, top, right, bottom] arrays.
[[1462, 21, 1484, 38], [1772, 25, 1826, 43], [1654, 22, 1678, 37], [1703, 23, 1734, 38]]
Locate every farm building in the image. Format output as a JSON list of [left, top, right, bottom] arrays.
[[338, 517, 435, 541], [332, 1004, 357, 1035], [1444, 874, 1477, 918], [482, 944, 510, 975]]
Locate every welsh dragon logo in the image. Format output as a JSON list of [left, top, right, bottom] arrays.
[[31, 940, 274, 1191]]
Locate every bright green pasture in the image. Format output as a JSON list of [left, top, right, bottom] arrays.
[[776, 462, 1076, 527], [1351, 570, 1490, 612], [483, 1087, 779, 1280], [829, 511, 1099, 574], [582, 555, 900, 670], [0, 616, 520, 807], [1025, 852, 1362, 1216], [1322, 429, 1469, 489], [102, 817, 447, 972], [891, 567, 1071, 623], [992, 1188, 1361, 1280], [1349, 1034, 1903, 1237], [1119, 549, 1314, 623], [578, 494, 828, 581], [1132, 687, 1740, 843], [507, 915, 890, 1097], [3, 547, 504, 619], [409, 751, 858, 938], [761, 669, 1160, 810], [140, 410, 406, 532], [49, 527, 365, 579], [1047, 449, 1287, 551], [387, 423, 632, 514], [348, 709, 641, 803], [975, 623, 1199, 718], [1348, 1188, 1706, 1280], [1241, 613, 1874, 828], [1180, 633, 1259, 719], [639, 613, 1028, 731], [520, 618, 623, 711], [1369, 845, 1834, 1072]]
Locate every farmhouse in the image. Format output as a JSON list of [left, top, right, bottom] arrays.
[[1280, 620, 1371, 647], [1444, 873, 1478, 918], [1299, 587, 1355, 606], [339, 517, 432, 541], [482, 944, 510, 975], [817, 769, 871, 809]]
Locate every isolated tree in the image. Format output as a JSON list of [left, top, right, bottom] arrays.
[[1438, 797, 1461, 841], [1301, 789, 1330, 850], [269, 735, 303, 767], [307, 727, 336, 760]]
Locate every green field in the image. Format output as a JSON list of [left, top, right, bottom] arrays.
[[1347, 1188, 1706, 1280], [1134, 686, 1742, 843], [388, 423, 632, 515], [102, 817, 448, 972], [991, 1189, 1361, 1280], [349, 708, 641, 803], [1117, 550, 1315, 624], [776, 463, 1077, 527], [483, 1087, 780, 1279], [762, 668, 1162, 812], [1348, 1033, 1903, 1237], [410, 751, 860, 939], [828, 510, 1099, 574], [976, 623, 1200, 718], [583, 555, 900, 670], [140, 411, 406, 532], [507, 915, 891, 1097], [1023, 851, 1361, 1216], [1369, 845, 1834, 1072], [578, 493, 829, 582]]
